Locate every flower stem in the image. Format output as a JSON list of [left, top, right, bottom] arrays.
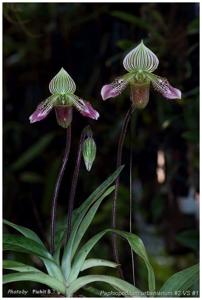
[[112, 106, 134, 279], [66, 126, 89, 241], [129, 113, 136, 286], [50, 125, 72, 254]]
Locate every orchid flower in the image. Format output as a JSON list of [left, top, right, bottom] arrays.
[[101, 41, 181, 108], [29, 68, 99, 128]]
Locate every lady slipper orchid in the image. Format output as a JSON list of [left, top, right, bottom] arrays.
[[29, 68, 99, 128], [101, 40, 181, 109]]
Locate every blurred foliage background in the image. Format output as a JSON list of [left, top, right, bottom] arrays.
[[3, 2, 199, 296]]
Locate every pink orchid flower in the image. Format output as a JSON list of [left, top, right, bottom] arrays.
[[101, 41, 181, 109], [29, 68, 99, 128]]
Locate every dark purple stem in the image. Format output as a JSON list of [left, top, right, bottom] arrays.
[[129, 116, 136, 286], [66, 126, 89, 241], [112, 106, 134, 279], [50, 125, 72, 254]]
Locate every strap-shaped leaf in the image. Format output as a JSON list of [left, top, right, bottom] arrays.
[[3, 234, 53, 261], [159, 264, 199, 294], [72, 186, 115, 258], [66, 275, 143, 297], [3, 219, 64, 282], [3, 272, 66, 295], [73, 166, 124, 221], [61, 166, 124, 277], [81, 258, 118, 271], [3, 260, 42, 273], [82, 286, 105, 296], [49, 68, 76, 95], [53, 211, 77, 264], [3, 219, 44, 245], [69, 229, 155, 292], [113, 229, 155, 292], [123, 40, 159, 73], [62, 186, 115, 280]]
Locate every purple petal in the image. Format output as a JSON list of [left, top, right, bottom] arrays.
[[151, 76, 181, 99], [101, 77, 129, 100], [55, 106, 73, 128], [71, 96, 99, 120], [29, 95, 58, 124], [29, 101, 52, 123]]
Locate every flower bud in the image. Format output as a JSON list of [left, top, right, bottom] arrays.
[[82, 135, 96, 172]]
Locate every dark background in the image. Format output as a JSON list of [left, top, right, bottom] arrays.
[[3, 2, 199, 296]]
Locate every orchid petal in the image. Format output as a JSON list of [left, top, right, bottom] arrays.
[[101, 77, 129, 100], [49, 68, 76, 95], [123, 40, 159, 73], [130, 83, 150, 109], [151, 75, 181, 99], [70, 95, 99, 120], [55, 106, 73, 128], [29, 95, 58, 123]]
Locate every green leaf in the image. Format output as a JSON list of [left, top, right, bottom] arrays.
[[116, 39, 134, 51], [3, 219, 44, 245], [61, 232, 106, 282], [53, 210, 78, 264], [111, 11, 163, 41], [54, 229, 65, 264], [175, 230, 199, 251], [3, 272, 66, 295], [160, 264, 199, 295], [3, 219, 64, 282], [19, 171, 44, 183], [112, 229, 155, 292], [74, 166, 124, 218], [3, 260, 42, 273], [69, 229, 155, 292], [187, 18, 199, 35], [62, 186, 115, 280], [182, 131, 198, 143], [81, 258, 118, 271], [82, 286, 105, 297], [66, 275, 143, 297], [111, 11, 150, 30], [72, 186, 115, 258], [61, 166, 124, 278], [3, 234, 53, 261], [11, 132, 55, 171]]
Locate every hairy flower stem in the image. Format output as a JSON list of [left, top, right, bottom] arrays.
[[129, 114, 136, 286], [112, 106, 134, 279], [66, 126, 90, 241], [50, 126, 72, 254]]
